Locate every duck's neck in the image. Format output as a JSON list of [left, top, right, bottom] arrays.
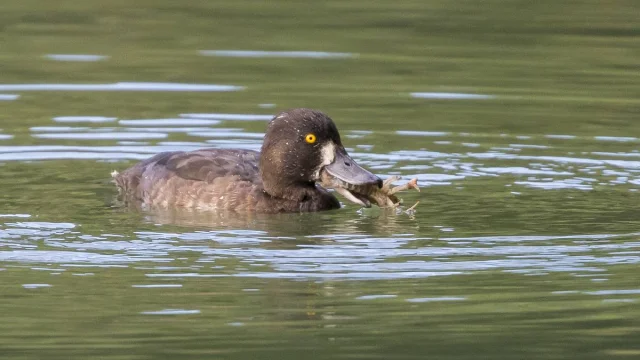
[[263, 180, 313, 201], [263, 182, 341, 212]]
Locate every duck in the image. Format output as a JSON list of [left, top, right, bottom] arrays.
[[112, 108, 382, 213]]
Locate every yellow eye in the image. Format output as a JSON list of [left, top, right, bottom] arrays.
[[305, 133, 317, 144]]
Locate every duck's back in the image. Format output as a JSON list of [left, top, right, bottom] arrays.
[[113, 149, 266, 211]]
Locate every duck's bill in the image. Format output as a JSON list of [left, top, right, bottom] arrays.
[[325, 150, 381, 186], [322, 151, 381, 208]]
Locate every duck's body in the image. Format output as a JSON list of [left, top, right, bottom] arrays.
[[113, 148, 340, 213], [113, 108, 381, 213]]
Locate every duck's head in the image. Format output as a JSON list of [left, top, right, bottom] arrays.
[[259, 108, 382, 206]]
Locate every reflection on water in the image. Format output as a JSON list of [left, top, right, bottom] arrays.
[[0, 94, 20, 101], [32, 132, 169, 140], [0, 82, 244, 92], [119, 118, 221, 126], [396, 130, 449, 136], [406, 296, 466, 303], [44, 54, 109, 62], [410, 92, 497, 100], [22, 283, 52, 289], [140, 309, 201, 315], [54, 116, 117, 123], [199, 50, 356, 59], [188, 131, 264, 138], [179, 113, 274, 121]]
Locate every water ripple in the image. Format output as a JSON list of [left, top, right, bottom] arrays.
[[0, 82, 243, 92], [179, 113, 273, 121], [0, 94, 20, 101], [2, 220, 639, 281], [199, 50, 355, 59], [140, 309, 200, 315], [119, 118, 221, 126], [53, 116, 117, 123], [32, 132, 168, 140], [44, 54, 109, 62], [411, 92, 496, 100]]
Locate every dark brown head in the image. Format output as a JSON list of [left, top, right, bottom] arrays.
[[259, 108, 381, 202]]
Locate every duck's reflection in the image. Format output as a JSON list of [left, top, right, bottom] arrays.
[[117, 199, 419, 238]]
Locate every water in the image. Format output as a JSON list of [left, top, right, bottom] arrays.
[[1, 0, 640, 359]]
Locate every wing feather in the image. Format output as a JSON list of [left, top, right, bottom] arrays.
[[164, 149, 261, 183]]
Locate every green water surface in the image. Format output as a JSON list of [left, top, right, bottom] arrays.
[[1, 1, 640, 359]]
